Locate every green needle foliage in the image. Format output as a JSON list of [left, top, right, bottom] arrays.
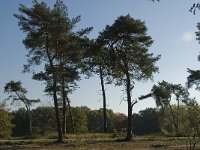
[[187, 22, 200, 90], [97, 15, 160, 140], [14, 0, 91, 142], [187, 69, 200, 90]]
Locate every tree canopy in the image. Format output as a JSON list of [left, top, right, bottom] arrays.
[[97, 15, 160, 140], [14, 0, 92, 142]]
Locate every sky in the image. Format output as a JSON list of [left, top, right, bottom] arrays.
[[1, 0, 200, 114]]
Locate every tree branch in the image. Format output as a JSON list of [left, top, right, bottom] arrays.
[[138, 93, 153, 100]]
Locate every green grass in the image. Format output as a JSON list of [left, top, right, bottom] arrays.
[[0, 134, 198, 150]]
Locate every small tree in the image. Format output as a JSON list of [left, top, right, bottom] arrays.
[[140, 81, 190, 135], [184, 99, 200, 150], [153, 81, 190, 134], [4, 81, 39, 136], [72, 107, 88, 133], [0, 103, 13, 138]]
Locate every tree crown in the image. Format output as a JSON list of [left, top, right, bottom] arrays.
[[97, 15, 160, 85]]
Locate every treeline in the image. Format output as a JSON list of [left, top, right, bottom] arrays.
[[13, 106, 128, 136], [0, 105, 162, 138], [1, 103, 200, 139], [0, 106, 127, 137]]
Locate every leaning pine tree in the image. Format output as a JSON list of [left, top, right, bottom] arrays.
[[4, 81, 40, 136], [97, 15, 160, 140]]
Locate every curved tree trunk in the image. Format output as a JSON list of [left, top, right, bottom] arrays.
[[99, 65, 107, 133]]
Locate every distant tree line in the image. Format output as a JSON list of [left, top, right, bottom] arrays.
[[2, 102, 200, 140], [0, 106, 127, 137]]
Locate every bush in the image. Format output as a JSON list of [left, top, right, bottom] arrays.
[[0, 108, 13, 138]]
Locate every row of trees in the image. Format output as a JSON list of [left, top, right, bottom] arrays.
[[0, 105, 127, 137], [1, 105, 157, 138], [1, 103, 200, 139], [11, 0, 160, 142]]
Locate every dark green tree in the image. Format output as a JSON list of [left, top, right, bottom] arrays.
[[97, 15, 160, 140], [87, 109, 104, 133], [12, 108, 29, 136], [133, 108, 160, 135], [14, 0, 91, 142], [14, 1, 63, 142], [84, 107, 127, 133], [32, 106, 56, 135], [4, 81, 39, 136], [72, 107, 88, 133]]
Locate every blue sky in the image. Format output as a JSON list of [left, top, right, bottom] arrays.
[[1, 0, 200, 114]]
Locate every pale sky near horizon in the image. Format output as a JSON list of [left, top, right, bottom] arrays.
[[1, 0, 200, 114]]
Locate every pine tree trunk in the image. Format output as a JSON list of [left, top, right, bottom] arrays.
[[177, 99, 180, 134], [26, 106, 32, 136], [99, 65, 107, 133], [126, 72, 133, 141], [169, 103, 178, 134], [45, 32, 63, 142], [53, 78, 64, 143], [61, 80, 67, 135], [66, 96, 75, 133]]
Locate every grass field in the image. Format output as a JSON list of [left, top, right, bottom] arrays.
[[0, 134, 199, 150]]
